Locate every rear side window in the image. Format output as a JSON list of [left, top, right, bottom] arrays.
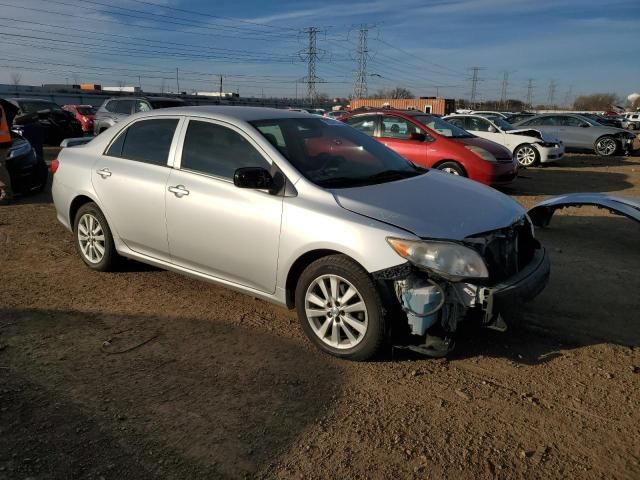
[[105, 119, 178, 166], [180, 120, 269, 179], [109, 100, 133, 115]]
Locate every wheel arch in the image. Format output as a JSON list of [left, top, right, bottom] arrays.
[[431, 159, 468, 176], [69, 194, 99, 226], [285, 249, 367, 309]]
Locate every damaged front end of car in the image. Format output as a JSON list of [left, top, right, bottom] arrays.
[[375, 215, 550, 357]]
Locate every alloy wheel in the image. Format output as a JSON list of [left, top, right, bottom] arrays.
[[596, 138, 617, 156], [304, 274, 368, 350], [516, 145, 537, 166], [77, 213, 106, 264], [441, 167, 460, 175]]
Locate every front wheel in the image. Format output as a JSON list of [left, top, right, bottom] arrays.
[[73, 202, 118, 271], [514, 144, 540, 167], [436, 161, 466, 176], [594, 136, 618, 156], [295, 255, 386, 361]]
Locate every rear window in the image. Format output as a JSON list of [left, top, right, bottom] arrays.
[[76, 106, 96, 115], [18, 101, 63, 113], [149, 100, 184, 109], [105, 118, 178, 166]]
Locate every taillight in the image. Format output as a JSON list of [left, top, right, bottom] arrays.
[[50, 158, 59, 173]]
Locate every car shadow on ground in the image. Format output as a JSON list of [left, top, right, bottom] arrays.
[[0, 308, 343, 479], [541, 154, 640, 168], [504, 168, 633, 196]]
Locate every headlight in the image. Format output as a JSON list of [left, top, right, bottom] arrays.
[[464, 145, 497, 162], [387, 237, 489, 280], [8, 141, 32, 159]]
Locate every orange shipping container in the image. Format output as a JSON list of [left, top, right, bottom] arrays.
[[80, 84, 101, 91]]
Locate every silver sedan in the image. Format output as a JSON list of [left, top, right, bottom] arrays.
[[52, 106, 549, 360]]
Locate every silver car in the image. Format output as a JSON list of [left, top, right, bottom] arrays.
[[513, 113, 637, 156], [52, 106, 550, 360], [93, 96, 186, 135]]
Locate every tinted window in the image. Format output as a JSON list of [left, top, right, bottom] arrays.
[[343, 115, 377, 136], [380, 116, 421, 139], [106, 119, 178, 165], [18, 100, 63, 113], [467, 117, 492, 132], [181, 121, 269, 179], [113, 100, 134, 115], [149, 99, 184, 109]]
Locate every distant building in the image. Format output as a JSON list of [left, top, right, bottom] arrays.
[[349, 97, 455, 115]]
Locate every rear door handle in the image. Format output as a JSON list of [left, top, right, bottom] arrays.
[[168, 185, 190, 198], [97, 168, 112, 178]]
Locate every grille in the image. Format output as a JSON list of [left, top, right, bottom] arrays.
[[467, 217, 536, 282]]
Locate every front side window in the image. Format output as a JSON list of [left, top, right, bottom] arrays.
[[467, 117, 492, 132], [343, 115, 377, 136], [180, 120, 270, 179], [105, 118, 178, 166], [251, 117, 423, 188], [380, 116, 422, 139], [560, 116, 585, 127], [113, 100, 134, 115]]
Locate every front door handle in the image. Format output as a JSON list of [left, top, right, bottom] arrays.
[[168, 185, 190, 198], [97, 168, 112, 178]]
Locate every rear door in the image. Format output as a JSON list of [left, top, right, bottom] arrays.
[[559, 116, 593, 148], [92, 117, 182, 260], [377, 115, 428, 166], [165, 118, 283, 293]]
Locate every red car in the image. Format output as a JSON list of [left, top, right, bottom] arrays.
[[340, 110, 518, 187], [62, 104, 96, 134]]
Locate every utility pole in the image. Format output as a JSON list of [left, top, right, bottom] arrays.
[[468, 67, 484, 108], [564, 85, 573, 109], [176, 67, 180, 94], [138, 75, 142, 90], [500, 71, 509, 109], [547, 80, 557, 108], [219, 73, 223, 98], [353, 25, 372, 99], [526, 79, 534, 109], [299, 26, 323, 106]]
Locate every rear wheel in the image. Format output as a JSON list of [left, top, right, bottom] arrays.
[[295, 255, 386, 361], [514, 144, 540, 167], [594, 136, 618, 156], [436, 161, 466, 176], [73, 202, 118, 271]]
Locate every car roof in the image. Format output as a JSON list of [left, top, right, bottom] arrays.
[[131, 105, 315, 122]]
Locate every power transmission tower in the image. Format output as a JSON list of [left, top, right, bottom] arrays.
[[468, 67, 484, 108], [500, 71, 509, 109], [563, 85, 573, 108], [353, 25, 371, 99], [299, 27, 323, 105], [547, 80, 557, 107], [526, 79, 534, 108]]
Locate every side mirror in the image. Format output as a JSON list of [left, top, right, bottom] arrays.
[[234, 167, 273, 190], [409, 132, 426, 142]]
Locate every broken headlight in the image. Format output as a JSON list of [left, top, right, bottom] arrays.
[[386, 238, 489, 280]]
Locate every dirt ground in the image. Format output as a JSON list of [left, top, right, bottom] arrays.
[[1, 151, 639, 479]]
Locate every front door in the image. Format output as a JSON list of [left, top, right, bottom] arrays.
[[92, 117, 181, 260], [165, 118, 283, 293], [377, 115, 428, 166]]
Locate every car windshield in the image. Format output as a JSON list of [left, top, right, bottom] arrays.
[[19, 100, 63, 113], [251, 117, 424, 188], [76, 106, 96, 115], [411, 115, 473, 138]]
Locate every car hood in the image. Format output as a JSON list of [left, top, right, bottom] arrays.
[[507, 128, 559, 142], [453, 136, 512, 160], [331, 170, 525, 240]]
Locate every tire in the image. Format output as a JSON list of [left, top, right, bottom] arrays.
[[594, 135, 618, 157], [436, 161, 466, 176], [514, 143, 540, 167], [73, 202, 118, 271], [294, 255, 386, 361]]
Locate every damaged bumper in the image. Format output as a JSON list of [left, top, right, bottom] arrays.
[[480, 247, 550, 321]]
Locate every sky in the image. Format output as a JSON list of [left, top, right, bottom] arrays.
[[0, 0, 638, 103]]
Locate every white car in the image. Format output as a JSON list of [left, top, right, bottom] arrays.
[[444, 114, 565, 167], [470, 111, 509, 119]]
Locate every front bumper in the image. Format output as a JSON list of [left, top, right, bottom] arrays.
[[481, 247, 550, 320], [537, 143, 565, 163]]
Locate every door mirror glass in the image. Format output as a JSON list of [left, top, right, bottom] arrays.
[[234, 167, 273, 189], [409, 132, 426, 142]]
